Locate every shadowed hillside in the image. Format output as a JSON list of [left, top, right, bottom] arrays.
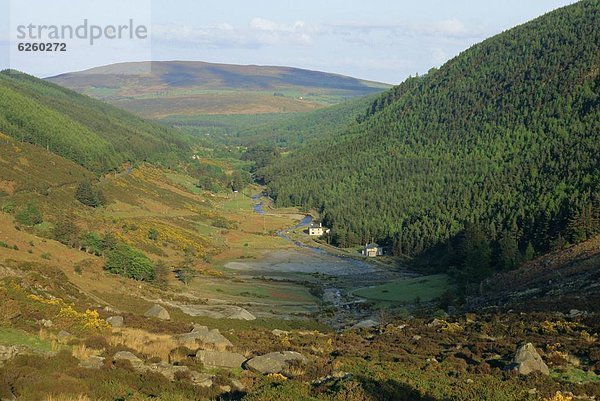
[[47, 61, 391, 118]]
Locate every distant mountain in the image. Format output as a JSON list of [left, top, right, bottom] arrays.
[[261, 1, 600, 277], [46, 61, 391, 118], [0, 70, 190, 172]]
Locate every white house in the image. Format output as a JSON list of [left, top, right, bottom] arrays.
[[308, 222, 330, 236], [362, 243, 384, 257]]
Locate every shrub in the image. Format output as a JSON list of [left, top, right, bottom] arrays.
[[15, 203, 43, 226], [104, 242, 155, 281], [1, 200, 15, 213], [75, 181, 106, 208], [152, 260, 170, 289], [53, 214, 79, 246], [148, 228, 159, 241], [212, 216, 238, 229], [80, 232, 104, 255]]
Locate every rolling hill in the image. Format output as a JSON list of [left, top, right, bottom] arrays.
[[261, 0, 600, 278], [46, 61, 391, 118], [0, 70, 190, 172]]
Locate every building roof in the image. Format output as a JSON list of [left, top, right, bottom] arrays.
[[365, 243, 380, 249]]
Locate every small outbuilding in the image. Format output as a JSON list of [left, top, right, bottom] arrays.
[[362, 243, 384, 257]]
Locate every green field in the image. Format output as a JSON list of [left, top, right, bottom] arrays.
[[353, 274, 452, 304], [0, 327, 54, 352]]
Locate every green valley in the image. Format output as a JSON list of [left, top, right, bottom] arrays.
[[0, 1, 598, 401]]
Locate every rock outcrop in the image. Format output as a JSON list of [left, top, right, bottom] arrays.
[[0, 345, 19, 365], [113, 351, 145, 369], [106, 316, 124, 327], [144, 304, 170, 320], [351, 319, 379, 330], [510, 343, 549, 375], [175, 324, 233, 350], [196, 350, 247, 368], [79, 356, 105, 369], [245, 351, 307, 374], [177, 304, 255, 320]]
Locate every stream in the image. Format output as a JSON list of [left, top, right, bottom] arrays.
[[236, 195, 406, 327]]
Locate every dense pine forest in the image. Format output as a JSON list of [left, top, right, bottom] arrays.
[[163, 93, 377, 149], [0, 71, 190, 172], [261, 1, 600, 283]]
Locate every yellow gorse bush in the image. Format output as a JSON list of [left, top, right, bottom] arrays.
[[117, 218, 208, 256], [28, 294, 109, 334], [544, 391, 573, 401]]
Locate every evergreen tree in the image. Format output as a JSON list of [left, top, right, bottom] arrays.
[[498, 230, 521, 270]]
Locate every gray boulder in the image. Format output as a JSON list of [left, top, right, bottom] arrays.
[[113, 351, 144, 369], [79, 356, 105, 369], [351, 319, 379, 330], [196, 350, 247, 368], [57, 330, 72, 343], [106, 316, 124, 327], [144, 304, 170, 320], [175, 324, 233, 349], [146, 362, 190, 380], [511, 343, 549, 375], [177, 304, 255, 320], [0, 345, 19, 364], [245, 351, 307, 374], [190, 371, 214, 388]]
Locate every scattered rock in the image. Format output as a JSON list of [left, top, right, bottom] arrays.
[[38, 319, 53, 328], [230, 378, 245, 390], [175, 325, 233, 349], [412, 335, 422, 341], [272, 329, 290, 337], [351, 319, 379, 330], [196, 350, 246, 368], [245, 351, 307, 374], [79, 356, 105, 369], [0, 345, 19, 364], [106, 316, 124, 327], [312, 372, 352, 386], [104, 306, 122, 314], [190, 371, 214, 388], [57, 330, 72, 342], [144, 304, 170, 320], [510, 343, 549, 375], [428, 318, 445, 328], [567, 309, 587, 319], [177, 304, 255, 320], [219, 385, 232, 393], [113, 351, 144, 369], [146, 362, 190, 380]]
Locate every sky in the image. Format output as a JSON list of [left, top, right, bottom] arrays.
[[0, 0, 578, 84]]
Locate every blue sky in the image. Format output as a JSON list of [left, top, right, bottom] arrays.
[[1, 0, 577, 83]]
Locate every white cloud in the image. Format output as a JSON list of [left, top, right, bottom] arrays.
[[153, 17, 315, 49], [328, 19, 485, 42]]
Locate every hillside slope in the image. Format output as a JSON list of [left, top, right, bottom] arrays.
[[262, 1, 600, 268], [0, 71, 190, 172], [468, 234, 600, 312], [46, 61, 391, 118]]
